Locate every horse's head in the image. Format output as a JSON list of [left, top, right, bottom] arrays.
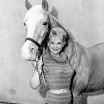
[[21, 0, 51, 61], [21, 0, 75, 61]]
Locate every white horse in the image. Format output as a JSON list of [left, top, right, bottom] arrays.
[[21, 0, 104, 104]]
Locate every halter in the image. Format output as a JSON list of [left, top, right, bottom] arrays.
[[25, 37, 42, 48], [25, 37, 44, 59]]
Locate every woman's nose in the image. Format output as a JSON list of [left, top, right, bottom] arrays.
[[54, 44, 57, 49]]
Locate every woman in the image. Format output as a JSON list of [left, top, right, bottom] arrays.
[[31, 27, 74, 104]]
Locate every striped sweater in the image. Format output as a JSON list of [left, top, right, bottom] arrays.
[[42, 49, 74, 90]]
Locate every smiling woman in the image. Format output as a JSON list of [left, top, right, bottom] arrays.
[[36, 27, 74, 104], [48, 27, 67, 57]]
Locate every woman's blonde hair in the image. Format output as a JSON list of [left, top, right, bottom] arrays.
[[49, 27, 67, 42]]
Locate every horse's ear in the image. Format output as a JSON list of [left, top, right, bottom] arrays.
[[42, 0, 49, 11], [25, 0, 32, 10]]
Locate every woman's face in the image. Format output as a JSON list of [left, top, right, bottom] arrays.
[[48, 35, 64, 56]]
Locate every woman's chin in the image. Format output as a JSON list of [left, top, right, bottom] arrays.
[[51, 52, 59, 57]]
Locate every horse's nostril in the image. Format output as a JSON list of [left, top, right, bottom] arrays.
[[30, 48, 35, 54], [30, 48, 34, 52]]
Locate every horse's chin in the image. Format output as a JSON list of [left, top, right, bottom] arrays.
[[21, 54, 36, 61], [21, 50, 36, 61], [24, 55, 37, 61]]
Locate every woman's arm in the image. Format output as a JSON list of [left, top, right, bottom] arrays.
[[30, 69, 40, 89], [30, 57, 43, 89]]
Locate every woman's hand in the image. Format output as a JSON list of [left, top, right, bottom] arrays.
[[33, 56, 43, 74], [30, 56, 43, 89], [30, 70, 40, 89]]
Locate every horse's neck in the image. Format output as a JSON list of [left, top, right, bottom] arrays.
[[50, 15, 67, 30], [65, 41, 76, 60], [49, 15, 59, 28], [69, 42, 87, 71], [49, 15, 75, 40]]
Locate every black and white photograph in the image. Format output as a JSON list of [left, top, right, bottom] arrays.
[[1, 0, 104, 104]]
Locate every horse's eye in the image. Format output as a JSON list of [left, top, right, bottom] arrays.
[[43, 22, 48, 25]]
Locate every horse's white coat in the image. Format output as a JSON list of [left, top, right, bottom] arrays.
[[24, 5, 43, 38], [21, 5, 44, 59]]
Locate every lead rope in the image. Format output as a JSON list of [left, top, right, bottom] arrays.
[[33, 56, 47, 86]]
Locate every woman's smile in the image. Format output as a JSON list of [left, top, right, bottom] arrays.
[[48, 35, 64, 56]]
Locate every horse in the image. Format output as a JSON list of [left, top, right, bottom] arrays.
[[21, 0, 104, 104]]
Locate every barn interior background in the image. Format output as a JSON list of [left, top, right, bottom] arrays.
[[0, 0, 104, 104]]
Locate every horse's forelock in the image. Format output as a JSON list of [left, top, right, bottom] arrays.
[[25, 5, 44, 21]]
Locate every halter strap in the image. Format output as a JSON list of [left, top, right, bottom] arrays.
[[25, 37, 42, 48]]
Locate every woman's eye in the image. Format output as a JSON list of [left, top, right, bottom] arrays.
[[50, 42, 54, 44], [43, 22, 48, 25], [24, 23, 26, 26], [58, 42, 62, 45]]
